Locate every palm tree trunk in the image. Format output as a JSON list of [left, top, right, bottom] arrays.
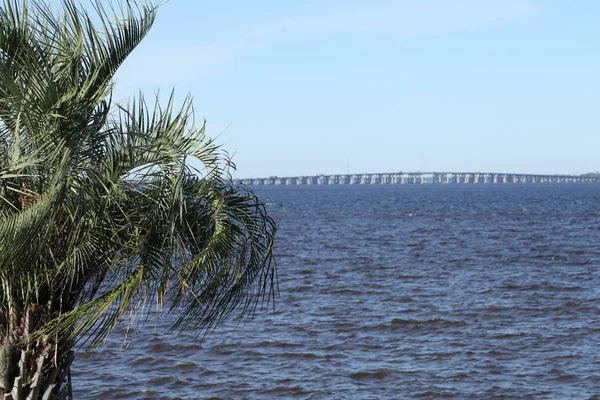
[[0, 307, 74, 400]]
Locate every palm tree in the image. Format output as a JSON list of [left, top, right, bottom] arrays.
[[0, 1, 276, 398]]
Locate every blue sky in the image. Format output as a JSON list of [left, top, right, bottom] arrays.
[[111, 0, 600, 178]]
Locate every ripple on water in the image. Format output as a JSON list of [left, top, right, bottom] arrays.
[[349, 369, 390, 380], [73, 184, 600, 399]]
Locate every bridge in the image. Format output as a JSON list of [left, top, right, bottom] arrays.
[[235, 172, 600, 186]]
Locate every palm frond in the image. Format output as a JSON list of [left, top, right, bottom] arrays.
[[0, 0, 276, 359]]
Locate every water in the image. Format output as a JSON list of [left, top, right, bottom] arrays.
[[73, 184, 600, 399]]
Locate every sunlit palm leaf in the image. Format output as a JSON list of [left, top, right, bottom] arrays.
[[0, 0, 276, 366]]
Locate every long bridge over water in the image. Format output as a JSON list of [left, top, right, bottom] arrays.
[[236, 172, 600, 186]]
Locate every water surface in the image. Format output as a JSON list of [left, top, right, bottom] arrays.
[[74, 184, 600, 399]]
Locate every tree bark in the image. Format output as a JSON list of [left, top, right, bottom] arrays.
[[0, 307, 74, 400]]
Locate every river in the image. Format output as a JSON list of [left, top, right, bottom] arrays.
[[73, 184, 600, 399]]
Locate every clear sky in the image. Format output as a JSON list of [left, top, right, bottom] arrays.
[[110, 0, 600, 178]]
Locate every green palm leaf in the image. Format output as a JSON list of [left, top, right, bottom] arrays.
[[0, 1, 276, 398]]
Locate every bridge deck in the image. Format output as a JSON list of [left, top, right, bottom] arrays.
[[236, 172, 600, 185]]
